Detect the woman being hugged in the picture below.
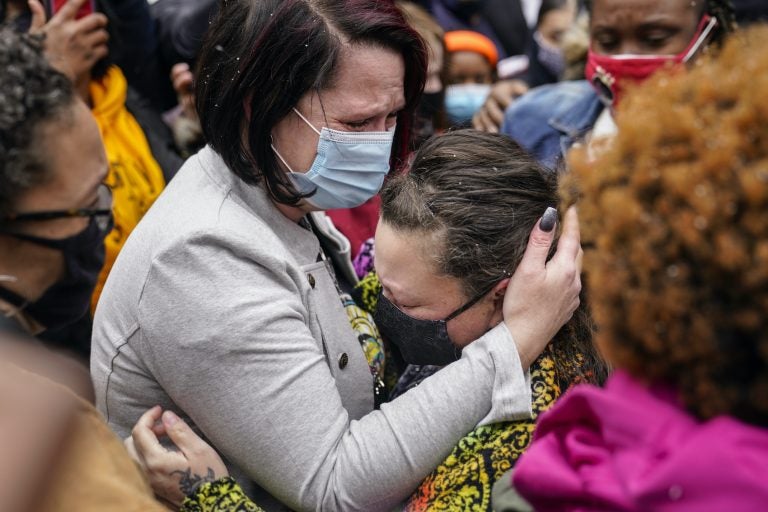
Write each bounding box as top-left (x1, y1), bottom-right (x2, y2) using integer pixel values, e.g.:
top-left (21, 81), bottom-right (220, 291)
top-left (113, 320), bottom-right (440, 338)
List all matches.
top-left (374, 130), bottom-right (608, 510)
top-left (91, 1), bottom-right (582, 510)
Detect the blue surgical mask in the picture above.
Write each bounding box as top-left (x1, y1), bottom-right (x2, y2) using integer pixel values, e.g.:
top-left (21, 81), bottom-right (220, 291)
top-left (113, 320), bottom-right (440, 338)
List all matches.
top-left (272, 108), bottom-right (395, 210)
top-left (444, 83), bottom-right (491, 125)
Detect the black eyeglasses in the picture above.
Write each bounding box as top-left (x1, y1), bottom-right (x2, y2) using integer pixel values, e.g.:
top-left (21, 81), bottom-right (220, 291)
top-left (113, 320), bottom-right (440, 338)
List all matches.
top-left (2, 184), bottom-right (113, 231)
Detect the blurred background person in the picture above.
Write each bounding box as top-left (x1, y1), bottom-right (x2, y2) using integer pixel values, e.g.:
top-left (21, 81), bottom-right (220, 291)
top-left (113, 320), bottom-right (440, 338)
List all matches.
top-left (0, 25), bottom-right (270, 512)
top-left (524, 0), bottom-right (578, 87)
top-left (443, 29), bottom-right (497, 125)
top-left (0, 27), bottom-right (184, 511)
top-left (1, 0), bottom-right (178, 358)
top-left (470, 0), bottom-right (583, 132)
top-left (500, 0), bottom-right (735, 169)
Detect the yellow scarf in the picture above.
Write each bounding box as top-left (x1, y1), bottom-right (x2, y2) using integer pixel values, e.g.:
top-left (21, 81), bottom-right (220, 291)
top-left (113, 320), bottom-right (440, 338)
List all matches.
top-left (89, 66), bottom-right (165, 310)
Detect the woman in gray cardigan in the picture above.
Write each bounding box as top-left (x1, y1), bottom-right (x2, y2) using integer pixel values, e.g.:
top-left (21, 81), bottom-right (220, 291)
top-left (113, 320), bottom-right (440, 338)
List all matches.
top-left (91, 1), bottom-right (583, 510)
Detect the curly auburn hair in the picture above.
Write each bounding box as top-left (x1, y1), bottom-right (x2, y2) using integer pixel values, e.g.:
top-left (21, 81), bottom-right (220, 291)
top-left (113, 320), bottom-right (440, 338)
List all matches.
top-left (566, 26), bottom-right (768, 426)
top-left (0, 28), bottom-right (74, 218)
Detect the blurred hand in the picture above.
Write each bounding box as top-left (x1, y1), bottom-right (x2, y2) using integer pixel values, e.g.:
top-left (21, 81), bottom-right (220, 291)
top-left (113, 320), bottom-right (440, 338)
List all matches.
top-left (28, 0), bottom-right (108, 84)
top-left (472, 79), bottom-right (529, 133)
top-left (503, 206), bottom-right (583, 368)
top-left (125, 406), bottom-right (229, 507)
top-left (171, 62), bottom-right (196, 119)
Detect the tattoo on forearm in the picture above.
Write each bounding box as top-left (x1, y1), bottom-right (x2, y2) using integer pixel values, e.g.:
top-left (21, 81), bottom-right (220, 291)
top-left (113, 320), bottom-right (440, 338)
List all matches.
top-left (171, 467), bottom-right (217, 496)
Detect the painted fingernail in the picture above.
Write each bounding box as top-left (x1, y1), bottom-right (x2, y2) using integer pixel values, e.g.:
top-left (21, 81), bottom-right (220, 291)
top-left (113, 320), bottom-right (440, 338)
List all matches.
top-left (540, 207), bottom-right (558, 232)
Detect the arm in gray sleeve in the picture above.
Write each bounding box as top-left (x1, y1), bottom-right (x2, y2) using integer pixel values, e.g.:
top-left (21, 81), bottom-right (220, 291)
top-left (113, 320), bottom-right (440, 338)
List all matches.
top-left (137, 231), bottom-right (531, 512)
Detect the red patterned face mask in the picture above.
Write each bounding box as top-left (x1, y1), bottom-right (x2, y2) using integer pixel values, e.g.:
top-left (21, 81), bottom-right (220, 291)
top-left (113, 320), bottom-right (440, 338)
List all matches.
top-left (585, 15), bottom-right (718, 107)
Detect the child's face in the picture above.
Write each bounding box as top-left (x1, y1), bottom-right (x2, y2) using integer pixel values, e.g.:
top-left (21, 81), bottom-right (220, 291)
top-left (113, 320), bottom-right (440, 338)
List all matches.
top-left (447, 51), bottom-right (493, 85)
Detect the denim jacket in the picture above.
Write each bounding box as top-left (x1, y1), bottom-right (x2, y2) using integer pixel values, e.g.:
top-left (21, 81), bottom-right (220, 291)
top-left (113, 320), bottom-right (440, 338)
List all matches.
top-left (501, 80), bottom-right (604, 170)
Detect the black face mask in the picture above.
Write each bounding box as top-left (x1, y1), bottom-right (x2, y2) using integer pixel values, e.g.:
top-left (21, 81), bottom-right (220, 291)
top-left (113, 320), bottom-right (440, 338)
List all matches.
top-left (373, 283), bottom-right (494, 366)
top-left (0, 215), bottom-right (112, 331)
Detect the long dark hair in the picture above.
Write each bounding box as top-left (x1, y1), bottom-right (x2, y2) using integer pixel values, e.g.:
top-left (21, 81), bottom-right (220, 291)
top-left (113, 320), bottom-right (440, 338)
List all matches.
top-left (381, 130), bottom-right (609, 385)
top-left (195, 0), bottom-right (427, 205)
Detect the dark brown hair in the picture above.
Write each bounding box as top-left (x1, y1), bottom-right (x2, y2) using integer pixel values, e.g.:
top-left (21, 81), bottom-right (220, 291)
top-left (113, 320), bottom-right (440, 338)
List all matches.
top-left (382, 129), bottom-right (608, 385)
top-left (567, 26), bottom-right (768, 426)
top-left (195, 0), bottom-right (427, 205)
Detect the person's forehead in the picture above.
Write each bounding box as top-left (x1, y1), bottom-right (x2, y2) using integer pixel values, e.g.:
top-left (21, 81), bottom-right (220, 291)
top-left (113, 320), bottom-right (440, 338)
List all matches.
top-left (449, 51), bottom-right (491, 70)
top-left (376, 225), bottom-right (438, 294)
top-left (318, 44), bottom-right (406, 112)
top-left (542, 6), bottom-right (575, 29)
top-left (592, 0), bottom-right (693, 21)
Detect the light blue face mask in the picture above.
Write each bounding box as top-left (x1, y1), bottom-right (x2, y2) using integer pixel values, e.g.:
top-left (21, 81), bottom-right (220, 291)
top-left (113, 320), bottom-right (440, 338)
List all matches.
top-left (444, 83), bottom-right (491, 125)
top-left (271, 108), bottom-right (395, 210)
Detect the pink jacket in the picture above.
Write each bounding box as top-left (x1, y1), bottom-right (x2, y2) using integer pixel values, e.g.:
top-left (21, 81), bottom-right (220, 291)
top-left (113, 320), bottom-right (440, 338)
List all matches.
top-left (513, 371), bottom-right (768, 511)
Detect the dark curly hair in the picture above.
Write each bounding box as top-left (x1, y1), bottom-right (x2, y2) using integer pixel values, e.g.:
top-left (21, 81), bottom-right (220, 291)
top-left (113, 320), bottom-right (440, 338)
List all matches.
top-left (566, 26), bottom-right (768, 426)
top-left (0, 28), bottom-right (75, 217)
top-left (382, 130), bottom-right (609, 387)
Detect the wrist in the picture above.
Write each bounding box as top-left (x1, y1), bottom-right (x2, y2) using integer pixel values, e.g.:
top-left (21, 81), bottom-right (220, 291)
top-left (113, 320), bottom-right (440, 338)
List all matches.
top-left (503, 321), bottom-right (542, 369)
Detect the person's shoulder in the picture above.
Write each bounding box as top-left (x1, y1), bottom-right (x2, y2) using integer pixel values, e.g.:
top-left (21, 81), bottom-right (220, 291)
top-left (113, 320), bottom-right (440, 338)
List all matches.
top-left (504, 80), bottom-right (596, 127)
top-left (501, 81), bottom-right (600, 168)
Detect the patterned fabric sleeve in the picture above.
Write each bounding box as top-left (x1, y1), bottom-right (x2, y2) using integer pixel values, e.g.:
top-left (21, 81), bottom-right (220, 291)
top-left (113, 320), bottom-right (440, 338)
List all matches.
top-left (180, 477), bottom-right (265, 512)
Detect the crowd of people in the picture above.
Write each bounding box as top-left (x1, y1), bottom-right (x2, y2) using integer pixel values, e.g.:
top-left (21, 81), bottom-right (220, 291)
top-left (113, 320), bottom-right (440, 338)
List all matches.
top-left (1, 0), bottom-right (767, 511)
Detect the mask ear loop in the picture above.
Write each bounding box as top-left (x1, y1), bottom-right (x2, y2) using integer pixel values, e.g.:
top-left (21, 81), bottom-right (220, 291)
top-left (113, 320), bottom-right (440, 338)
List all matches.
top-left (0, 276), bottom-right (17, 282)
top-left (270, 139), bottom-right (297, 173)
top-left (270, 105), bottom-right (325, 173)
top-left (444, 270), bottom-right (512, 322)
top-left (683, 15), bottom-right (719, 62)
top-left (292, 107), bottom-right (322, 136)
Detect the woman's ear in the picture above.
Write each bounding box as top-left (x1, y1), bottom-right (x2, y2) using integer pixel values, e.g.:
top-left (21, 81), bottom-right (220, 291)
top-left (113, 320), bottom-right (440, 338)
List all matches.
top-left (489, 277), bottom-right (510, 325)
top-left (492, 277), bottom-right (510, 299)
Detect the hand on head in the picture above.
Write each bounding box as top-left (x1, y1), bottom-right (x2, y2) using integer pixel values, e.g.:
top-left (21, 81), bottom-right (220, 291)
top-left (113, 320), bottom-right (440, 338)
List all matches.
top-left (125, 406), bottom-right (228, 508)
top-left (28, 0), bottom-right (108, 87)
top-left (502, 206), bottom-right (582, 368)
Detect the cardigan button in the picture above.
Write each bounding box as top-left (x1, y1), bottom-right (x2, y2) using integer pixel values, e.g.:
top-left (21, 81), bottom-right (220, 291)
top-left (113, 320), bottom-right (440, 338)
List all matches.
top-left (307, 273), bottom-right (316, 289)
top-left (338, 352), bottom-right (349, 369)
